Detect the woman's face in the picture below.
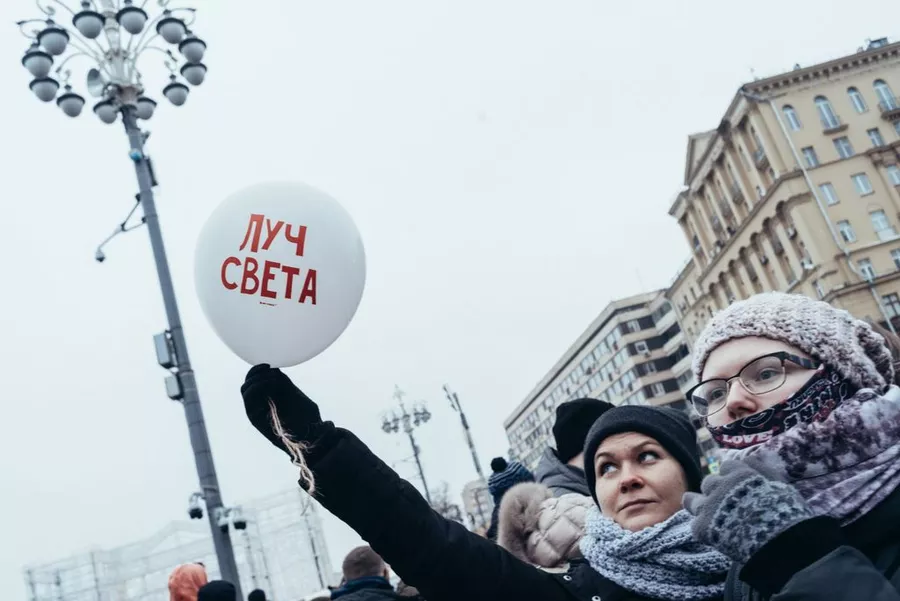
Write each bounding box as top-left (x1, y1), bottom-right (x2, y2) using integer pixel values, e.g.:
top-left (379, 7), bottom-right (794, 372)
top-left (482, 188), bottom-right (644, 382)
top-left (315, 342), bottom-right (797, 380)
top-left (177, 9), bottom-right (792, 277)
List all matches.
top-left (702, 336), bottom-right (819, 427)
top-left (592, 432), bottom-right (687, 532)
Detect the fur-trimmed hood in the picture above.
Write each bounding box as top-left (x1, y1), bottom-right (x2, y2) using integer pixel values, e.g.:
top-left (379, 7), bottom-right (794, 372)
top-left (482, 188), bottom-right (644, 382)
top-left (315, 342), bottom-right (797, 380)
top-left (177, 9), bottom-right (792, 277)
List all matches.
top-left (496, 481), bottom-right (593, 569)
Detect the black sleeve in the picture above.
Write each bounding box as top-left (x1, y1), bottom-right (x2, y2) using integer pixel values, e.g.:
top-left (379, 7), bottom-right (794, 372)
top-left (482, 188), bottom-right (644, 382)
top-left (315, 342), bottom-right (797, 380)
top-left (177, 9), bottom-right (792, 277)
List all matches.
top-left (303, 423), bottom-right (570, 601)
top-left (739, 517), bottom-right (900, 600)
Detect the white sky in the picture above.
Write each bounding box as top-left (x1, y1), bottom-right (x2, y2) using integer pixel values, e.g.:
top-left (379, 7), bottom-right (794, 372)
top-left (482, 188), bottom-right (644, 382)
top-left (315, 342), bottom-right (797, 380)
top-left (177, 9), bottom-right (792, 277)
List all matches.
top-left (0, 1), bottom-right (895, 598)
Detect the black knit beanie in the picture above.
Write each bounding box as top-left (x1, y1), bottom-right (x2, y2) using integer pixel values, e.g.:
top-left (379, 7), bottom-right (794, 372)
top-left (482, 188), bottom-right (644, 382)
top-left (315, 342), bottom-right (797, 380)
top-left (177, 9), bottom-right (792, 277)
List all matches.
top-left (553, 398), bottom-right (615, 463)
top-left (198, 581), bottom-right (236, 601)
top-left (582, 405), bottom-right (702, 506)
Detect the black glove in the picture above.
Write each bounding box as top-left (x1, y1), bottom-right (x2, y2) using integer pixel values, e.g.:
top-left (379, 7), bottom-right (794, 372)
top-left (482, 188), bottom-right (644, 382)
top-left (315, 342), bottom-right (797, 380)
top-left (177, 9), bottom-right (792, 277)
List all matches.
top-left (241, 364), bottom-right (323, 456)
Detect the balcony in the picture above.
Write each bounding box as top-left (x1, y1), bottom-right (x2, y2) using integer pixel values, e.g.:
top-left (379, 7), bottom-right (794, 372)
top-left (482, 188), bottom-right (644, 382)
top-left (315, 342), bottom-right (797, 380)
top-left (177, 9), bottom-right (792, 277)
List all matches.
top-left (730, 184), bottom-right (744, 203)
top-left (753, 148), bottom-right (769, 169)
top-left (880, 99), bottom-right (900, 121)
top-left (821, 116), bottom-right (848, 134)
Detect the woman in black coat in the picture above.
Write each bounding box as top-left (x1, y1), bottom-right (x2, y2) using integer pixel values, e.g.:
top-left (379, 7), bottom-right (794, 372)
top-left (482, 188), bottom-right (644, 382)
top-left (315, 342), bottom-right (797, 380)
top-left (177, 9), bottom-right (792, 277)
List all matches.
top-left (683, 292), bottom-right (900, 600)
top-left (241, 366), bottom-right (729, 601)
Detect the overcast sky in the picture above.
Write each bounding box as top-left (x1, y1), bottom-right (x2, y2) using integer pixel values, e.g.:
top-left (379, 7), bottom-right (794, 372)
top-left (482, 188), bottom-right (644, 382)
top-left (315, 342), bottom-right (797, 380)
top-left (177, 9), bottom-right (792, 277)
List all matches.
top-left (1, 1), bottom-right (896, 598)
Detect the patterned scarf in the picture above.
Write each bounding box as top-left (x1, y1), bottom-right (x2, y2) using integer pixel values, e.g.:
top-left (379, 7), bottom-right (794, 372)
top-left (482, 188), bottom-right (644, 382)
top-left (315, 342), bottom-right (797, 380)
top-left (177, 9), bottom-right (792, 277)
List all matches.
top-left (579, 507), bottom-right (730, 601)
top-left (714, 369), bottom-right (900, 525)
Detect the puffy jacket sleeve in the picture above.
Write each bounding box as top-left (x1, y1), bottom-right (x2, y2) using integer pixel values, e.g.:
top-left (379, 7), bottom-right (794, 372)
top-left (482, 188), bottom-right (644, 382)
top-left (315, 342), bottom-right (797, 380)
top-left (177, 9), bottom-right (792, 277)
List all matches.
top-left (302, 423), bottom-right (572, 601)
top-left (736, 516), bottom-right (900, 600)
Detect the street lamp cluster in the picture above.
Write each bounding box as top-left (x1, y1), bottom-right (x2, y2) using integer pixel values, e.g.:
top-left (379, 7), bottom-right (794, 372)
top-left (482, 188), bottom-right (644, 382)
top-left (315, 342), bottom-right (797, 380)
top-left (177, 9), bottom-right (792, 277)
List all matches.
top-left (18, 0), bottom-right (207, 123)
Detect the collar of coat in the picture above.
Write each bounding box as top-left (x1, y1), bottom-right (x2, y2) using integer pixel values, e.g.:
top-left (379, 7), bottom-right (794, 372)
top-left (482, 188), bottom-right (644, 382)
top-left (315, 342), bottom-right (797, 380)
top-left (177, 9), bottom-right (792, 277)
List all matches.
top-left (330, 577), bottom-right (393, 599)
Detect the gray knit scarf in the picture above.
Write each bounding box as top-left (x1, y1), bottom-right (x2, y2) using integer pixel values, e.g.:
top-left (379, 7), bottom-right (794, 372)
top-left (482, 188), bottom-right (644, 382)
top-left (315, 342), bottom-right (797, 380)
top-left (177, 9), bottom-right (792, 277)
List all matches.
top-left (722, 382), bottom-right (900, 525)
top-left (579, 507), bottom-right (730, 601)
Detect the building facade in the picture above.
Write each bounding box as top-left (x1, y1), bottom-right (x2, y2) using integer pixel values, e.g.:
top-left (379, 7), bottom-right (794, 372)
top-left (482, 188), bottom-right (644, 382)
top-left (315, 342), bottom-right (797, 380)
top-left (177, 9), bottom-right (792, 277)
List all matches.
top-left (667, 37), bottom-right (900, 385)
top-left (23, 489), bottom-right (333, 601)
top-left (503, 290), bottom-right (698, 470)
top-left (460, 478), bottom-right (493, 534)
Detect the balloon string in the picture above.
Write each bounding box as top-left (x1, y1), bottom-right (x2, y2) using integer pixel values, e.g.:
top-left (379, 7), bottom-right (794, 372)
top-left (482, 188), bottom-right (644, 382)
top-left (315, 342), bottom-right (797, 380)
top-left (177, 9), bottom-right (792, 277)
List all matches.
top-left (268, 399), bottom-right (316, 494)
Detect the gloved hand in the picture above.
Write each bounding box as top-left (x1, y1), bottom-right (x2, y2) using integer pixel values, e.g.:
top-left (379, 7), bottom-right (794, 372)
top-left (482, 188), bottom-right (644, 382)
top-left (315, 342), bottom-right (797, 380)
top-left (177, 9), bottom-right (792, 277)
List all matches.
top-left (241, 364), bottom-right (323, 456)
top-left (683, 458), bottom-right (815, 564)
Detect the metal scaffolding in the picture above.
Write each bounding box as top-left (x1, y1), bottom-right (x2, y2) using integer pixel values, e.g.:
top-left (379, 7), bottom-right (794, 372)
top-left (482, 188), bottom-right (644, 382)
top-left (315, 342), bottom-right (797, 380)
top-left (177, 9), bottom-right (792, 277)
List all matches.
top-left (23, 488), bottom-right (334, 601)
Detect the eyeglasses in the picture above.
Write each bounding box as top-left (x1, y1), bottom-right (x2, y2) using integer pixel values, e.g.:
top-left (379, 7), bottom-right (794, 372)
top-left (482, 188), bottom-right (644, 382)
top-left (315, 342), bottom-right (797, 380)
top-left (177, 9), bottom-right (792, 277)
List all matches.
top-left (686, 351), bottom-right (820, 418)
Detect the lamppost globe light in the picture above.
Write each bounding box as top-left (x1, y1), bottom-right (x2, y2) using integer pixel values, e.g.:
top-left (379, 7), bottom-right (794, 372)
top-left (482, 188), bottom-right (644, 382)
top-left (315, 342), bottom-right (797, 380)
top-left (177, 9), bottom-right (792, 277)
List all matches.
top-left (116, 1), bottom-right (149, 35)
top-left (93, 99), bottom-right (118, 124)
top-left (163, 76), bottom-right (189, 105)
top-left (157, 12), bottom-right (187, 44)
top-left (180, 62), bottom-right (206, 86)
top-left (30, 76), bottom-right (59, 102)
top-left (136, 96), bottom-right (157, 120)
top-left (72, 9), bottom-right (104, 39)
top-left (37, 23), bottom-right (69, 55)
top-left (179, 34), bottom-right (206, 62)
top-left (22, 45), bottom-right (53, 78)
top-left (57, 85), bottom-right (85, 117)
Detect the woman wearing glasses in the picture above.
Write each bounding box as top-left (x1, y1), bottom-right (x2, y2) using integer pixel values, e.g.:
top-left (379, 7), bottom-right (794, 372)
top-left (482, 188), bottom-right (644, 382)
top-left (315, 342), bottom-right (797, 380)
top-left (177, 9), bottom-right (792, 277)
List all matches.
top-left (682, 291), bottom-right (900, 600)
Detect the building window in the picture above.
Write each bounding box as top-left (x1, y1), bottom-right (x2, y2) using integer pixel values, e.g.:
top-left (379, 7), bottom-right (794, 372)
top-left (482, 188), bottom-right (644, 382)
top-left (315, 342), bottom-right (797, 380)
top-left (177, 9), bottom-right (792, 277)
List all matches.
top-left (869, 128), bottom-right (886, 147)
top-left (884, 293), bottom-right (900, 318)
top-left (650, 382), bottom-right (666, 397)
top-left (895, 121), bottom-right (900, 138)
top-left (645, 361), bottom-right (657, 374)
top-left (756, 185), bottom-right (764, 199)
top-left (892, 249), bottom-right (900, 269)
top-left (815, 96), bottom-right (840, 129)
top-left (838, 220), bottom-right (857, 243)
top-left (875, 79), bottom-right (898, 110)
top-left (871, 209), bottom-right (891, 232)
top-left (802, 146), bottom-right (819, 167)
top-left (834, 136), bottom-right (855, 159)
top-left (889, 165), bottom-right (900, 186)
top-left (859, 258), bottom-right (877, 281)
top-left (626, 319), bottom-right (640, 333)
top-left (853, 173), bottom-right (874, 195)
top-left (634, 340), bottom-right (649, 353)
top-left (783, 105), bottom-right (802, 130)
top-left (820, 182), bottom-right (840, 205)
top-left (848, 87), bottom-right (868, 113)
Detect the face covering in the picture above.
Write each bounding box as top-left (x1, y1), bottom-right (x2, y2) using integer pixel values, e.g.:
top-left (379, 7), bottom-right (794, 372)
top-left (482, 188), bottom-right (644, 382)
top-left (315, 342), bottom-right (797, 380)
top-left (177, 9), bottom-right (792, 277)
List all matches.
top-left (707, 366), bottom-right (858, 450)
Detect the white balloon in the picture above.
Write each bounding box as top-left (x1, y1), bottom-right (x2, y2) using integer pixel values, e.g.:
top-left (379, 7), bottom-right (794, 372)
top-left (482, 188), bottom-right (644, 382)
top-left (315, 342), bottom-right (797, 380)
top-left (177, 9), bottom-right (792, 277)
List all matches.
top-left (195, 181), bottom-right (366, 367)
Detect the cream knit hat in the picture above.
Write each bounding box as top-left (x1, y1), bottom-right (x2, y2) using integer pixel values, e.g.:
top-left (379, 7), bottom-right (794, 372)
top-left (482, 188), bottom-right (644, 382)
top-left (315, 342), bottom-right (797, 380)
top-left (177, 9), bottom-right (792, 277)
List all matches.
top-left (692, 292), bottom-right (894, 392)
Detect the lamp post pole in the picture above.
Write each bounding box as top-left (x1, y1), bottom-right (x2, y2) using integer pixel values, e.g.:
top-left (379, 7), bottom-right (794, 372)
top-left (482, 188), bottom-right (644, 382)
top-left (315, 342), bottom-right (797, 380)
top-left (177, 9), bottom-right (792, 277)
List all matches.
top-left (16, 1), bottom-right (240, 594)
top-left (382, 386), bottom-right (433, 504)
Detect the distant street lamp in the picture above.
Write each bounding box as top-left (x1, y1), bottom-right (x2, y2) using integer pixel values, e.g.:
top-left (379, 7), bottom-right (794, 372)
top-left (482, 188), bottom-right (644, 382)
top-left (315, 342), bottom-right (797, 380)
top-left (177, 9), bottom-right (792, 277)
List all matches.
top-left (14, 1), bottom-right (239, 594)
top-left (382, 386), bottom-right (433, 504)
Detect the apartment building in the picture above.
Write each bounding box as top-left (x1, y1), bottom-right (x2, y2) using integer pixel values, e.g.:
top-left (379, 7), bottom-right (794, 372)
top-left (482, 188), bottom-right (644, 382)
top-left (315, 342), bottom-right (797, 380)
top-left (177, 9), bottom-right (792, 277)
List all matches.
top-left (666, 37), bottom-right (900, 399)
top-left (503, 290), bottom-right (694, 470)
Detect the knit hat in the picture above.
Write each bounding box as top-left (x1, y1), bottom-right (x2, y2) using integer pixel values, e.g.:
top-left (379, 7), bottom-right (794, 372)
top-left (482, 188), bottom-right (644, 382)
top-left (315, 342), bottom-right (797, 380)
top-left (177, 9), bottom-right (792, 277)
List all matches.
top-left (487, 457), bottom-right (534, 503)
top-left (582, 406), bottom-right (702, 506)
top-left (692, 292), bottom-right (894, 392)
top-left (553, 398), bottom-right (615, 463)
top-left (197, 581), bottom-right (236, 601)
top-left (248, 590), bottom-right (266, 601)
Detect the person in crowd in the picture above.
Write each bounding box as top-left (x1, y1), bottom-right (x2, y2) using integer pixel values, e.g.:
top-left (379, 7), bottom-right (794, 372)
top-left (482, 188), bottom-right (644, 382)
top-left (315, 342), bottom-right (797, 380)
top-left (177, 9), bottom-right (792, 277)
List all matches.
top-left (869, 319), bottom-right (900, 385)
top-left (329, 545), bottom-right (403, 601)
top-left (395, 581), bottom-right (424, 599)
top-left (168, 563), bottom-right (209, 601)
top-left (197, 581), bottom-right (236, 601)
top-left (485, 456), bottom-right (534, 541)
top-left (495, 398), bottom-right (612, 569)
top-left (247, 590), bottom-right (266, 601)
top-left (683, 291), bottom-right (900, 600)
top-left (241, 367), bottom-right (730, 601)
top-left (535, 398), bottom-right (614, 497)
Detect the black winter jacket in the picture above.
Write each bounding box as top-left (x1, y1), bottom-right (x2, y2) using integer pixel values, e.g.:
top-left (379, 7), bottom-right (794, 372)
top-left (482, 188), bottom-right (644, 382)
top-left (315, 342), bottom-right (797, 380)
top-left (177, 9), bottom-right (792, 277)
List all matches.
top-left (301, 422), bottom-right (722, 601)
top-left (331, 578), bottom-right (406, 601)
top-left (725, 485), bottom-right (900, 600)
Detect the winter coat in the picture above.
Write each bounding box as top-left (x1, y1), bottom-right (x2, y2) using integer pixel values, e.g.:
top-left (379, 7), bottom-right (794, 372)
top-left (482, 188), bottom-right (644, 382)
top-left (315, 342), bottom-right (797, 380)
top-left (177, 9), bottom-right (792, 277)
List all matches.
top-left (534, 448), bottom-right (591, 497)
top-left (726, 485), bottom-right (900, 600)
top-left (168, 564), bottom-right (208, 601)
top-left (331, 577), bottom-right (405, 601)
top-left (299, 422), bottom-right (719, 601)
top-left (497, 482), bottom-right (592, 570)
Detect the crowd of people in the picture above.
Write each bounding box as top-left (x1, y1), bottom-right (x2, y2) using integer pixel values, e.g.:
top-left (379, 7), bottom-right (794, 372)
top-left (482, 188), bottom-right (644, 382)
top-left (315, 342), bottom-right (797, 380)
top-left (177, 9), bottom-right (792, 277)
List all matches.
top-left (168, 290), bottom-right (900, 600)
